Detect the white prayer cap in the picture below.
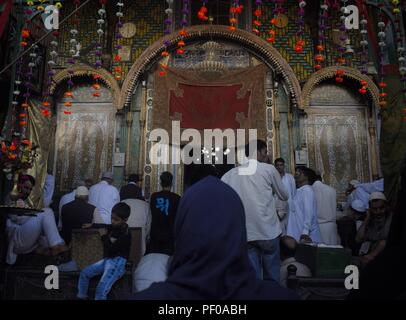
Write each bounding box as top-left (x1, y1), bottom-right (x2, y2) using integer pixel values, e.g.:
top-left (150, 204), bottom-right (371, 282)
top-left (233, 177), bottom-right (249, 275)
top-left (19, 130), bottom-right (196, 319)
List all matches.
top-left (75, 186), bottom-right (89, 197)
top-left (351, 200), bottom-right (366, 213)
top-left (350, 180), bottom-right (360, 187)
top-left (369, 192), bottom-right (387, 202)
top-left (102, 171), bottom-right (114, 179)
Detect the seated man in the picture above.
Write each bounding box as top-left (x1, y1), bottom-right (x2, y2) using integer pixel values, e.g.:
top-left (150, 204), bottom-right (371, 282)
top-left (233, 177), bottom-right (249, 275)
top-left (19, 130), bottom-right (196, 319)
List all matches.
top-left (121, 197), bottom-right (151, 256)
top-left (120, 174), bottom-right (144, 201)
top-left (6, 174), bottom-right (68, 265)
top-left (356, 192), bottom-right (392, 267)
top-left (280, 236), bottom-right (312, 288)
top-left (133, 253), bottom-right (170, 292)
top-left (58, 180), bottom-right (86, 229)
top-left (60, 186), bottom-right (97, 245)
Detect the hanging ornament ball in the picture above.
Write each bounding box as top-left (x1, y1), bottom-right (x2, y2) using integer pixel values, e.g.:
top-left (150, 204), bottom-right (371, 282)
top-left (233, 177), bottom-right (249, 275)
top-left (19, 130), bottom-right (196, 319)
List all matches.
top-left (56, 2), bottom-right (62, 9)
top-left (335, 77), bottom-right (344, 83)
top-left (315, 64), bottom-right (322, 70)
top-left (295, 46), bottom-right (303, 53)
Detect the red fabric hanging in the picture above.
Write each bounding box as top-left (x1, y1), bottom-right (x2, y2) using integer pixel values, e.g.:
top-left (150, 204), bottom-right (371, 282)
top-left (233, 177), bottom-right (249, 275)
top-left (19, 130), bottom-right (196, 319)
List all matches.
top-left (0, 0), bottom-right (13, 38)
top-left (169, 83), bottom-right (250, 129)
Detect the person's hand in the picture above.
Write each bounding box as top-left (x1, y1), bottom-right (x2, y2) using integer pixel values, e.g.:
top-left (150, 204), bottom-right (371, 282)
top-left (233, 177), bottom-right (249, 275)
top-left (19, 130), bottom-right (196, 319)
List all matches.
top-left (98, 228), bottom-right (107, 236)
top-left (82, 223), bottom-right (92, 229)
top-left (300, 234), bottom-right (312, 243)
top-left (360, 254), bottom-right (375, 266)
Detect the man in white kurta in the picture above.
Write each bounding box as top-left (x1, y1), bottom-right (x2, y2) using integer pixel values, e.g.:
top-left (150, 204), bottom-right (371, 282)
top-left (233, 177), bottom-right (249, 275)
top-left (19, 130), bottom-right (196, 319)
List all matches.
top-left (312, 176), bottom-right (340, 245)
top-left (122, 198), bottom-right (151, 256)
top-left (221, 140), bottom-right (288, 282)
top-left (43, 172), bottom-right (55, 208)
top-left (274, 158), bottom-right (296, 235)
top-left (88, 172), bottom-right (120, 224)
top-left (287, 167), bottom-right (321, 243)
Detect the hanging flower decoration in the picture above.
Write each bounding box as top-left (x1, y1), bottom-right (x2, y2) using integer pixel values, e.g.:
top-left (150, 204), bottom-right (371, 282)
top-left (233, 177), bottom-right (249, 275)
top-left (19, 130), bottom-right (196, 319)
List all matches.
top-left (315, 0), bottom-right (328, 71)
top-left (335, 68), bottom-right (345, 83)
top-left (268, 0), bottom-right (285, 45)
top-left (359, 1), bottom-right (369, 75)
top-left (93, 0), bottom-right (107, 99)
top-left (295, 0), bottom-right (306, 53)
top-left (335, 0), bottom-right (349, 82)
top-left (113, 1), bottom-right (124, 82)
top-left (198, 1), bottom-right (208, 22)
top-left (160, 0), bottom-right (173, 77)
top-left (252, 0), bottom-right (262, 36)
top-left (377, 4), bottom-right (388, 109)
top-left (229, 0), bottom-right (243, 32)
top-left (391, 0), bottom-right (406, 121)
top-left (177, 0), bottom-right (189, 56)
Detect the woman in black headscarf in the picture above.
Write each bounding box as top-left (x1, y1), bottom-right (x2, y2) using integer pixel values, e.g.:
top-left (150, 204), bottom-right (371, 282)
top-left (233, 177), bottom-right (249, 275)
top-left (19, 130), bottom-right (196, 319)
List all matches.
top-left (131, 176), bottom-right (297, 300)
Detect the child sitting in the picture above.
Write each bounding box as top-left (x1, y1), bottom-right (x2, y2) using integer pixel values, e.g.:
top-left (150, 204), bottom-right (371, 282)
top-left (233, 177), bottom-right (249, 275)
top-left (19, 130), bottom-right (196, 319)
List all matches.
top-left (77, 203), bottom-right (131, 300)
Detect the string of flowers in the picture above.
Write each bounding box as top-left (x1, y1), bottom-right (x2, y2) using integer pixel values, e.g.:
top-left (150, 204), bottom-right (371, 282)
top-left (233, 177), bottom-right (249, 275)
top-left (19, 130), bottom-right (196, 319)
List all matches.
top-left (177, 0), bottom-right (189, 56)
top-left (359, 0), bottom-right (369, 75)
top-left (391, 0), bottom-right (406, 122)
top-left (229, 0), bottom-right (243, 32)
top-left (197, 0), bottom-right (208, 22)
top-left (93, 0), bottom-right (107, 99)
top-left (335, 0), bottom-right (349, 83)
top-left (113, 1), bottom-right (124, 82)
top-left (377, 4), bottom-right (388, 109)
top-left (315, 0), bottom-right (329, 71)
top-left (160, 0), bottom-right (173, 77)
top-left (295, 0), bottom-right (306, 53)
top-left (268, 0), bottom-right (285, 45)
top-left (19, 0), bottom-right (37, 132)
top-left (252, 0), bottom-right (262, 36)
top-left (36, 0), bottom-right (47, 12)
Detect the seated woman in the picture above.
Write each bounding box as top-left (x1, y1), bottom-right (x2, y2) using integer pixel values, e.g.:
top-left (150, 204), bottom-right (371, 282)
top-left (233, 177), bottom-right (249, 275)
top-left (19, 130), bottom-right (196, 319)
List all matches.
top-left (129, 176), bottom-right (297, 300)
top-left (6, 174), bottom-right (68, 265)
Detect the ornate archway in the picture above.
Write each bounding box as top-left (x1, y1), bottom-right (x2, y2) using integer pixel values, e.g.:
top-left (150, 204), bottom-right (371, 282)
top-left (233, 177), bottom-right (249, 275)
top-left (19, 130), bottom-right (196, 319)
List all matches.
top-left (119, 25), bottom-right (302, 109)
top-left (302, 66), bottom-right (380, 110)
top-left (51, 64), bottom-right (121, 109)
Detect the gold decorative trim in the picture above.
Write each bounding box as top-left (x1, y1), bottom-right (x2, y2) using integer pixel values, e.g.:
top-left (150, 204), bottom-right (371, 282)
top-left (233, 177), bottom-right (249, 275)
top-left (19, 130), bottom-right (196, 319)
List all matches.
top-left (50, 64), bottom-right (121, 109)
top-left (119, 25), bottom-right (302, 109)
top-left (301, 66), bottom-right (380, 110)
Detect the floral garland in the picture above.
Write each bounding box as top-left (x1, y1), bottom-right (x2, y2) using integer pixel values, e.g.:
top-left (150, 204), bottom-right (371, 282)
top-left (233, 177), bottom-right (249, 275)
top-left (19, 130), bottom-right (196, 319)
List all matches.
top-left (335, 0), bottom-right (349, 83)
top-left (198, 0), bottom-right (208, 22)
top-left (160, 0), bottom-right (173, 77)
top-left (252, 0), bottom-right (262, 36)
top-left (295, 0), bottom-right (306, 53)
top-left (391, 0), bottom-right (406, 122)
top-left (229, 0), bottom-right (243, 32)
top-left (177, 0), bottom-right (189, 55)
top-left (268, 0), bottom-right (285, 45)
top-left (315, 0), bottom-right (328, 71)
top-left (113, 1), bottom-right (124, 82)
top-left (93, 0), bottom-right (107, 99)
top-left (359, 0), bottom-right (369, 75)
top-left (377, 4), bottom-right (388, 109)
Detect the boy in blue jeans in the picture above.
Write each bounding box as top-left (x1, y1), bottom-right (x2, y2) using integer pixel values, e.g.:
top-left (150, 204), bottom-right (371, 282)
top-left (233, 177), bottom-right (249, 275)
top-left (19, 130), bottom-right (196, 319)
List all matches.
top-left (77, 203), bottom-right (131, 300)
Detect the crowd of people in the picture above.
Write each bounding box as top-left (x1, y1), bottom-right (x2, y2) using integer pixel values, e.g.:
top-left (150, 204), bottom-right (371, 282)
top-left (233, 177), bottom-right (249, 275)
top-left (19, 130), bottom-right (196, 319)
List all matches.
top-left (3, 139), bottom-right (392, 300)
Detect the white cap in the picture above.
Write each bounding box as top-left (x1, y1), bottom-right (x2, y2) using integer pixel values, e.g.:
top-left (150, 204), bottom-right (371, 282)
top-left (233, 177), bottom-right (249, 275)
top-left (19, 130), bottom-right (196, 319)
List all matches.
top-left (102, 171), bottom-right (114, 179)
top-left (369, 192), bottom-right (387, 202)
top-left (351, 199), bottom-right (367, 213)
top-left (350, 180), bottom-right (360, 187)
top-left (75, 186), bottom-right (89, 197)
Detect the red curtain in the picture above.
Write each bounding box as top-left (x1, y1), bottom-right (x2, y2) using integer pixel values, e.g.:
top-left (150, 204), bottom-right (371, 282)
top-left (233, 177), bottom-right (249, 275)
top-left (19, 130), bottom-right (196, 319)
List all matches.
top-left (169, 83), bottom-right (250, 129)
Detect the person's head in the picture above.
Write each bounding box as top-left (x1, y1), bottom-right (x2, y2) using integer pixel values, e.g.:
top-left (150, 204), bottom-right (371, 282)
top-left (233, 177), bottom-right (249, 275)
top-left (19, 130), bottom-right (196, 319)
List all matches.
top-left (314, 170), bottom-right (322, 182)
top-left (274, 158), bottom-right (285, 175)
top-left (101, 172), bottom-right (114, 184)
top-left (85, 178), bottom-right (94, 189)
top-left (351, 199), bottom-right (367, 220)
top-left (111, 202), bottom-right (131, 227)
top-left (18, 174), bottom-right (35, 200)
top-left (75, 186), bottom-right (89, 202)
top-left (294, 166), bottom-right (316, 187)
top-left (346, 179), bottom-right (359, 194)
top-left (128, 174), bottom-right (140, 184)
top-left (160, 171), bottom-right (173, 190)
top-left (245, 139), bottom-right (268, 163)
top-left (369, 192), bottom-right (387, 219)
top-left (280, 236), bottom-right (297, 261)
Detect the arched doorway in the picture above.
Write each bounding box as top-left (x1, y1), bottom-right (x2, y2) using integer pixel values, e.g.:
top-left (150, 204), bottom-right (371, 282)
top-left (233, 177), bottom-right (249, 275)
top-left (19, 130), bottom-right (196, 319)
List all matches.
top-left (50, 65), bottom-right (120, 193)
top-left (120, 25), bottom-right (302, 198)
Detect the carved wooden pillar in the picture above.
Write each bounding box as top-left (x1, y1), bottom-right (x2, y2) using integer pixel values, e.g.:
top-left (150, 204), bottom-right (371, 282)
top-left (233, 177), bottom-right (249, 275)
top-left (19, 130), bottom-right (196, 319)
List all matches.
top-left (125, 110), bottom-right (133, 177)
top-left (273, 86), bottom-right (281, 158)
top-left (288, 109), bottom-right (296, 173)
top-left (368, 120), bottom-right (379, 179)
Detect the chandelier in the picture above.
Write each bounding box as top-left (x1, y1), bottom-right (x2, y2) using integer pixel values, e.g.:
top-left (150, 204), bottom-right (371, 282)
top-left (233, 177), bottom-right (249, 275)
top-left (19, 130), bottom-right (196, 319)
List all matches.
top-left (195, 41), bottom-right (227, 80)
